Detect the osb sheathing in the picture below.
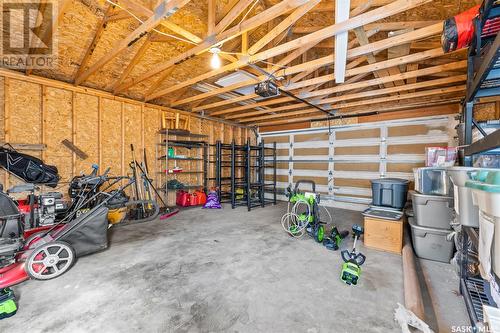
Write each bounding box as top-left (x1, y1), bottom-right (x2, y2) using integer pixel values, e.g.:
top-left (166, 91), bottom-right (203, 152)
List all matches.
top-left (43, 87), bottom-right (73, 186)
top-left (474, 102), bottom-right (499, 122)
top-left (4, 80), bottom-right (43, 188)
top-left (74, 92), bottom-right (99, 173)
top-left (0, 77), bottom-right (4, 142)
top-left (0, 74), bottom-right (247, 193)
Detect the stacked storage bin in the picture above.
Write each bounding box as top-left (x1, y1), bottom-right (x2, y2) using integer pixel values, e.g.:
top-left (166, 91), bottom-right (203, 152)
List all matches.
top-left (408, 167), bottom-right (455, 262)
top-left (466, 170), bottom-right (500, 280)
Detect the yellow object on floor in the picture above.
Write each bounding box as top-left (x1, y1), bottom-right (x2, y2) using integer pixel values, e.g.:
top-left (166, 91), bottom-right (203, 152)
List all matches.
top-left (108, 207), bottom-right (127, 224)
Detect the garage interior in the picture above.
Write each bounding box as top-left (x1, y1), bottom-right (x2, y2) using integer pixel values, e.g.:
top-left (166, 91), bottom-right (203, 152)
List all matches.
top-left (0, 0), bottom-right (499, 332)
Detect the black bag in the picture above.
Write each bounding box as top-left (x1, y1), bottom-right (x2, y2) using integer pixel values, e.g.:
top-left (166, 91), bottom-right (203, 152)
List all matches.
top-left (0, 145), bottom-right (60, 187)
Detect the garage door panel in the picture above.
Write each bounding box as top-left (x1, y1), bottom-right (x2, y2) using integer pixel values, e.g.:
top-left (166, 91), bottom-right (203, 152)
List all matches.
top-left (294, 148), bottom-right (329, 156)
top-left (386, 162), bottom-right (425, 173)
top-left (334, 179), bottom-right (372, 188)
top-left (336, 128), bottom-right (380, 140)
top-left (335, 146), bottom-right (380, 155)
top-left (294, 162), bottom-right (328, 170)
top-left (334, 163), bottom-right (379, 172)
top-left (293, 176), bottom-right (328, 186)
top-left (387, 143), bottom-right (448, 154)
top-left (388, 124), bottom-right (448, 137)
top-left (294, 133), bottom-right (329, 142)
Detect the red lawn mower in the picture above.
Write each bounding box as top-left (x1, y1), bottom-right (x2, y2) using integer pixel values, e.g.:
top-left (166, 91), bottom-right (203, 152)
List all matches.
top-left (0, 176), bottom-right (133, 288)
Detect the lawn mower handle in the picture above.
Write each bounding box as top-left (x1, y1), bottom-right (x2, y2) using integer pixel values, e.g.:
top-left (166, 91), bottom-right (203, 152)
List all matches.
top-left (294, 180), bottom-right (316, 193)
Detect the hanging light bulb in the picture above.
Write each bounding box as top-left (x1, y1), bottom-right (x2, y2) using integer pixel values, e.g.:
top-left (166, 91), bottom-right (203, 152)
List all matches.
top-left (209, 46), bottom-right (221, 69)
top-left (210, 52), bottom-right (221, 69)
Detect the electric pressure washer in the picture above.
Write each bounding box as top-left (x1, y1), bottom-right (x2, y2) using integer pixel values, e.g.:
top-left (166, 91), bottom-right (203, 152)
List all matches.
top-left (281, 180), bottom-right (327, 242)
top-left (340, 224), bottom-right (366, 286)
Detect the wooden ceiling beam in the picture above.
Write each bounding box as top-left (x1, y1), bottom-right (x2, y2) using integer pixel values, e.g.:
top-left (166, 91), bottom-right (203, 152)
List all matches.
top-left (218, 0), bottom-right (240, 22)
top-left (215, 0), bottom-right (257, 33)
top-left (319, 74), bottom-right (466, 105)
top-left (353, 27), bottom-right (395, 89)
top-left (247, 0), bottom-right (320, 55)
top-left (115, 0), bottom-right (308, 93)
top-left (26, 0), bottom-right (72, 75)
top-left (150, 0), bottom-right (435, 103)
top-left (288, 32), bottom-right (373, 85)
top-left (212, 57), bottom-right (368, 118)
top-left (168, 41), bottom-right (319, 106)
top-left (292, 21), bottom-right (440, 34)
top-left (111, 34), bottom-right (153, 93)
top-left (311, 0), bottom-right (394, 12)
top-left (73, 4), bottom-right (115, 82)
top-left (75, 0), bottom-right (193, 85)
top-left (117, 0), bottom-right (203, 43)
top-left (105, 9), bottom-right (132, 22)
top-left (299, 60), bottom-right (467, 99)
top-left (324, 85), bottom-right (466, 111)
top-left (226, 102), bottom-right (311, 119)
top-left (163, 2), bottom-right (320, 106)
top-left (181, 24), bottom-right (442, 108)
top-left (248, 97), bottom-right (462, 124)
top-left (208, 0), bottom-right (216, 35)
top-left (194, 37), bottom-right (444, 113)
top-left (249, 94), bottom-right (463, 125)
top-left (209, 97), bottom-right (295, 115)
top-left (230, 75), bottom-right (466, 121)
top-left (284, 47), bottom-right (445, 91)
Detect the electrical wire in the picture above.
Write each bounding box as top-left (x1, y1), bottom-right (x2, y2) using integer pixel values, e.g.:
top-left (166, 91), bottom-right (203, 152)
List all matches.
top-left (238, 0), bottom-right (260, 25)
top-left (280, 199), bottom-right (333, 238)
top-left (105, 0), bottom-right (198, 45)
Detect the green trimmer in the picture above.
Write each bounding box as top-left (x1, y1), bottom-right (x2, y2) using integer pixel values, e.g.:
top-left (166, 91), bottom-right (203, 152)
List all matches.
top-left (340, 224), bottom-right (366, 286)
top-left (0, 288), bottom-right (17, 320)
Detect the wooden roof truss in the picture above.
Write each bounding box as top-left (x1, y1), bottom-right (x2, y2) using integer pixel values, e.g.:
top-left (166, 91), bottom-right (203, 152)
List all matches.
top-left (68, 0), bottom-right (470, 127)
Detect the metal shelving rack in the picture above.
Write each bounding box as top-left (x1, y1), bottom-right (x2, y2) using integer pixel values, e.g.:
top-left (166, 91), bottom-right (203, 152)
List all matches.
top-left (460, 1), bottom-right (500, 329)
top-left (156, 129), bottom-right (208, 205)
top-left (209, 139), bottom-right (277, 211)
top-left (263, 141), bottom-right (277, 206)
top-left (462, 0), bottom-right (500, 165)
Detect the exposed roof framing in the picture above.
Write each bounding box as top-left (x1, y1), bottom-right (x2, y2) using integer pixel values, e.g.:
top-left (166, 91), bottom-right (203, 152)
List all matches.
top-left (5, 0), bottom-right (480, 128)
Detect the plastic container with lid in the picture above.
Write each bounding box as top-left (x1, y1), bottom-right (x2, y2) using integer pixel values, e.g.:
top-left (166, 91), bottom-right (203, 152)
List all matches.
top-left (466, 170), bottom-right (500, 277)
top-left (410, 190), bottom-right (454, 230)
top-left (414, 167), bottom-right (453, 196)
top-left (466, 170), bottom-right (500, 217)
top-left (447, 167), bottom-right (498, 227)
top-left (408, 217), bottom-right (455, 263)
top-left (370, 178), bottom-right (409, 210)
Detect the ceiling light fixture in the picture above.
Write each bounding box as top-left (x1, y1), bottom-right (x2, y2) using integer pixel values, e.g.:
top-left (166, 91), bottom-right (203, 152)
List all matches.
top-left (209, 46), bottom-right (222, 69)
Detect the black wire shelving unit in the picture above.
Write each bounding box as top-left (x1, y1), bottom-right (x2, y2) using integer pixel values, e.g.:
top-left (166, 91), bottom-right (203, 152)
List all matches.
top-left (156, 129), bottom-right (208, 206)
top-left (209, 139), bottom-right (277, 211)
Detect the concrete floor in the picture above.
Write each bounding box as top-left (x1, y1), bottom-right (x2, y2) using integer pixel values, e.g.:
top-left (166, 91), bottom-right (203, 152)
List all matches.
top-left (0, 203), bottom-right (466, 332)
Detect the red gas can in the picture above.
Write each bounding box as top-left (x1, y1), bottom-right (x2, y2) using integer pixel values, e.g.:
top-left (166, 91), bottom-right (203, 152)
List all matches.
top-left (190, 190), bottom-right (207, 206)
top-left (176, 190), bottom-right (191, 207)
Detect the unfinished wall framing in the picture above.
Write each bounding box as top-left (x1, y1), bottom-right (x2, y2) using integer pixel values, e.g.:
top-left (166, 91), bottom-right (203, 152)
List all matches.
top-left (261, 114), bottom-right (458, 211)
top-left (0, 69), bottom-right (250, 193)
